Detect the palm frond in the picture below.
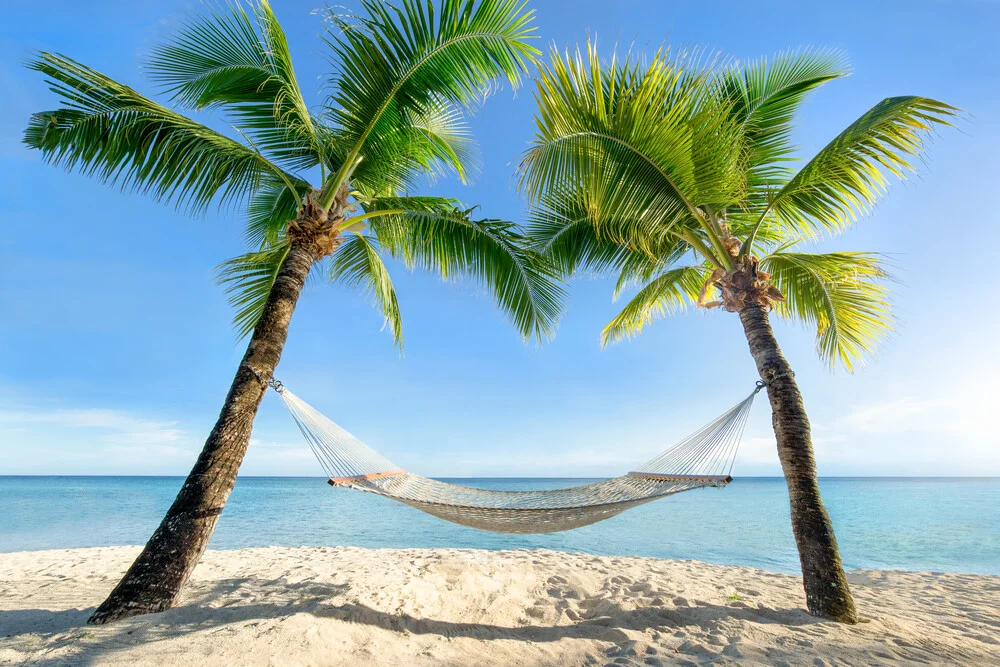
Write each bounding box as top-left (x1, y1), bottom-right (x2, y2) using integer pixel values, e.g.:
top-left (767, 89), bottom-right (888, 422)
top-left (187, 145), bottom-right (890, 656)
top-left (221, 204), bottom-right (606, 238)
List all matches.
top-left (23, 52), bottom-right (293, 214)
top-left (518, 41), bottom-right (746, 260)
top-left (612, 242), bottom-right (694, 299)
top-left (528, 200), bottom-right (651, 277)
top-left (527, 192), bottom-right (691, 289)
top-left (762, 251), bottom-right (894, 371)
top-left (720, 48), bottom-right (848, 200)
top-left (216, 241), bottom-right (291, 338)
top-left (323, 0), bottom-right (536, 193)
top-left (765, 96), bottom-right (957, 238)
top-left (601, 266), bottom-right (708, 346)
top-left (244, 175), bottom-right (310, 247)
top-left (146, 0), bottom-right (322, 170)
top-left (328, 233), bottom-right (403, 349)
top-left (347, 97), bottom-right (482, 195)
top-left (366, 197), bottom-right (565, 341)
top-left (354, 194), bottom-right (463, 213)
top-left (518, 42), bottom-right (954, 371)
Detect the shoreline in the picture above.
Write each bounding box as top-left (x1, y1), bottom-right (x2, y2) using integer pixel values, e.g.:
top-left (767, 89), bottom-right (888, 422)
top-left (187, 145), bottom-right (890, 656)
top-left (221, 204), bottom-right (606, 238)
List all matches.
top-left (1, 544), bottom-right (998, 578)
top-left (2, 546), bottom-right (998, 665)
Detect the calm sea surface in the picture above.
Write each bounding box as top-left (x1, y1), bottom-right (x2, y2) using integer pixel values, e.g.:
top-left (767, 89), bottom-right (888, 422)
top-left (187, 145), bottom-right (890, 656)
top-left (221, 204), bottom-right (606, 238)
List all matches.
top-left (1, 476), bottom-right (997, 575)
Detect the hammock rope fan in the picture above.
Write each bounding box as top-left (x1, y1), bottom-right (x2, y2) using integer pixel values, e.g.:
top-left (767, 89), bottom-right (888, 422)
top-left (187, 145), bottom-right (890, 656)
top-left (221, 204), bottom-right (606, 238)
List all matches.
top-left (268, 378), bottom-right (763, 534)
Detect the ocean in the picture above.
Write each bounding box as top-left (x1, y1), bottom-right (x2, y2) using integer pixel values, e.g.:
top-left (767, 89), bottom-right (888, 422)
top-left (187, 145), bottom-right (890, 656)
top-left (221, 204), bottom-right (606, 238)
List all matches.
top-left (1, 476), bottom-right (997, 575)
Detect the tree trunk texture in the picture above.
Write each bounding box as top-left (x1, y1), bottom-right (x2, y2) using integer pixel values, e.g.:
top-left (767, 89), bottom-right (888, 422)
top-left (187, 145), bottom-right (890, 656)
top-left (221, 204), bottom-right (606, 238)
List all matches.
top-left (88, 242), bottom-right (315, 625)
top-left (737, 303), bottom-right (859, 624)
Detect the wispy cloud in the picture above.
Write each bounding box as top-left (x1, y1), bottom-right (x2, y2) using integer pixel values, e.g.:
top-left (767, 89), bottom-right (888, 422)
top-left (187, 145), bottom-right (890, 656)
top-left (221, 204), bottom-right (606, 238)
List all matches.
top-left (843, 398), bottom-right (952, 434)
top-left (0, 407), bottom-right (184, 446)
top-left (0, 403), bottom-right (199, 474)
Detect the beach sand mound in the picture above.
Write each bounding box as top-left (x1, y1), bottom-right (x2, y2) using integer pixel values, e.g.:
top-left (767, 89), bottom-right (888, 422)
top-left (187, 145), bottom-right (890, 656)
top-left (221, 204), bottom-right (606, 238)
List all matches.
top-left (0, 547), bottom-right (997, 665)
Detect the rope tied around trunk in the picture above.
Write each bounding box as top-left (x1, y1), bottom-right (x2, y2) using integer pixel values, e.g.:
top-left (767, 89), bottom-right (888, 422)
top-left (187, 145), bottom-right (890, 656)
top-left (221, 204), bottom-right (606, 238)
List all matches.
top-left (759, 370), bottom-right (795, 386)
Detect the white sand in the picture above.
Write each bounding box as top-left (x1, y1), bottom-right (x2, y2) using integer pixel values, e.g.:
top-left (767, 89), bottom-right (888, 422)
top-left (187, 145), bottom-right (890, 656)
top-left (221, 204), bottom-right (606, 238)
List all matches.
top-left (0, 547), bottom-right (997, 665)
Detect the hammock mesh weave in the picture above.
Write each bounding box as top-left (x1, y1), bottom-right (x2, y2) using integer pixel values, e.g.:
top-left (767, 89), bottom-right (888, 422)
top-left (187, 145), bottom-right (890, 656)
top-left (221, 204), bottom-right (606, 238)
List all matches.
top-left (273, 381), bottom-right (759, 534)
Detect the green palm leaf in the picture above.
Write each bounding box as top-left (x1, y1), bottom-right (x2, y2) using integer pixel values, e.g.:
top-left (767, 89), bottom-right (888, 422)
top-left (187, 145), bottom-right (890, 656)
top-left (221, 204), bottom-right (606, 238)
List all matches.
top-left (763, 96), bottom-right (957, 239)
top-left (519, 42), bottom-right (746, 262)
top-left (244, 175), bottom-right (311, 248)
top-left (26, 1), bottom-right (561, 352)
top-left (347, 96), bottom-right (482, 196)
top-left (762, 251), bottom-right (893, 371)
top-left (23, 52), bottom-right (293, 214)
top-left (146, 0), bottom-right (323, 171)
top-left (601, 266), bottom-right (708, 346)
top-left (721, 49), bottom-right (848, 199)
top-left (216, 242), bottom-right (292, 338)
top-left (366, 198), bottom-right (565, 341)
top-left (329, 233), bottom-right (404, 348)
top-left (322, 0), bottom-right (537, 199)
top-left (528, 200), bottom-right (651, 277)
top-left (526, 193), bottom-right (692, 297)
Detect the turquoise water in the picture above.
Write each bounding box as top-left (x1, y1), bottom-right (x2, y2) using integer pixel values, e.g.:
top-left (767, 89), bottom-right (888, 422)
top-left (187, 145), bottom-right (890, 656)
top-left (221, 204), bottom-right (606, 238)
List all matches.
top-left (1, 476), bottom-right (997, 575)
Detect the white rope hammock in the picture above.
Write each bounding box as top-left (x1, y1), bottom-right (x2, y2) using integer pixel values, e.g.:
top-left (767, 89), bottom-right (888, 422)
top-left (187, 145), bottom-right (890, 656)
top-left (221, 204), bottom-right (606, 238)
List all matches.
top-left (269, 379), bottom-right (762, 534)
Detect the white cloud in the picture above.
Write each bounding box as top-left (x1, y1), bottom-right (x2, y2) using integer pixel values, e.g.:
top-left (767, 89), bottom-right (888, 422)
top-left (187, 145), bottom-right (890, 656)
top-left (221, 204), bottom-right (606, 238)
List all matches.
top-left (0, 404), bottom-right (198, 474)
top-left (842, 398), bottom-right (952, 434)
top-left (808, 390), bottom-right (1000, 475)
top-left (0, 407), bottom-right (184, 446)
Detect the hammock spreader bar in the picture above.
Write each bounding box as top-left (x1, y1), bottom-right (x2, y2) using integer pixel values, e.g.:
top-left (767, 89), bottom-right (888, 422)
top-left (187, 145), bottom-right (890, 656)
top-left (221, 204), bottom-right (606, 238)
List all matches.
top-left (270, 379), bottom-right (762, 534)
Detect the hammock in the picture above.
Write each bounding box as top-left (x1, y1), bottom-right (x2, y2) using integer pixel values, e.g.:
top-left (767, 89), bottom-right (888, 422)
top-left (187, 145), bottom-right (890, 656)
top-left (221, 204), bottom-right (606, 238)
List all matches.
top-left (269, 379), bottom-right (761, 534)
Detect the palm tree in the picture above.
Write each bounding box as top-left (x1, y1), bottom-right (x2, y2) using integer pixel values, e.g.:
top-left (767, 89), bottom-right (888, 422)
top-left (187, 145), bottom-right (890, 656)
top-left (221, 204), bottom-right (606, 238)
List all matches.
top-left (24, 0), bottom-right (562, 624)
top-left (518, 43), bottom-right (955, 623)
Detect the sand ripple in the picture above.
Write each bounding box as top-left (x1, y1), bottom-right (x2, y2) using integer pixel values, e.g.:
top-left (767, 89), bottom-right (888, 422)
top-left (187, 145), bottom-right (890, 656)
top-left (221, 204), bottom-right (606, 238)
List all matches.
top-left (1, 547), bottom-right (997, 665)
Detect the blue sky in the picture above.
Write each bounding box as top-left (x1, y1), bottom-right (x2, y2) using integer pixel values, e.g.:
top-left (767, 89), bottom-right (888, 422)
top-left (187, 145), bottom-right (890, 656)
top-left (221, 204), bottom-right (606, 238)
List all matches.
top-left (1, 0), bottom-right (998, 477)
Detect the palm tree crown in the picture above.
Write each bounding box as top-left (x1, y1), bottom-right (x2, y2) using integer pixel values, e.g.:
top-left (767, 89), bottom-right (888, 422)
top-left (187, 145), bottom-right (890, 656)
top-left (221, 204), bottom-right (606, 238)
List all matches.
top-left (519, 43), bottom-right (954, 370)
top-left (25, 0), bottom-right (563, 346)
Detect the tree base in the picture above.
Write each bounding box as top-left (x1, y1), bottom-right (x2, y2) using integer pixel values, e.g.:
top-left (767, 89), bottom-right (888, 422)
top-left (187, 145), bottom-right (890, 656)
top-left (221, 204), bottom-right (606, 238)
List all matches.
top-left (807, 591), bottom-right (859, 624)
top-left (88, 596), bottom-right (175, 625)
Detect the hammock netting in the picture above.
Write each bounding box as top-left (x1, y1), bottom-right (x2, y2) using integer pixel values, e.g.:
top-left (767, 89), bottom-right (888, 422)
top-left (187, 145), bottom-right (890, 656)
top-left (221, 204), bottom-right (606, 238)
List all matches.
top-left (271, 380), bottom-right (760, 534)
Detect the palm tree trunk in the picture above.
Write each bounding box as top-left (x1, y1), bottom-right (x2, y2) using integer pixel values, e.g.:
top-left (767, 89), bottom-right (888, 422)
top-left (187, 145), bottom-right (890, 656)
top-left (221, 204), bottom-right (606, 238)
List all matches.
top-left (88, 241), bottom-right (315, 625)
top-left (737, 303), bottom-right (858, 624)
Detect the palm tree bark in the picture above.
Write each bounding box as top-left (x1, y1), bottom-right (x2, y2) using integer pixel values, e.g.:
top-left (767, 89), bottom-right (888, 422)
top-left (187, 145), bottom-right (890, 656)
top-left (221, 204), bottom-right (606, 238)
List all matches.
top-left (88, 241), bottom-right (315, 625)
top-left (737, 303), bottom-right (858, 624)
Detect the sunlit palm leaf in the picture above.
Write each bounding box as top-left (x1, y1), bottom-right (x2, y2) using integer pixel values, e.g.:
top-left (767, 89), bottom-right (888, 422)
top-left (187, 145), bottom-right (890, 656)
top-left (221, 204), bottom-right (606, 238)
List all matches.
top-left (146, 0), bottom-right (323, 171)
top-left (406, 98), bottom-right (481, 183)
top-left (216, 242), bottom-right (292, 338)
top-left (519, 42), bottom-right (746, 250)
top-left (762, 251), bottom-right (893, 371)
top-left (721, 49), bottom-right (848, 200)
top-left (329, 233), bottom-right (403, 348)
top-left (601, 266), bottom-right (708, 346)
top-left (766, 96), bottom-right (957, 238)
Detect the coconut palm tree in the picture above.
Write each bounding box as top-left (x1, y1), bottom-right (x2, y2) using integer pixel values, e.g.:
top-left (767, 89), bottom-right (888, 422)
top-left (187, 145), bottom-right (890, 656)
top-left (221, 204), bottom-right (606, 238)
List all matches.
top-left (24, 0), bottom-right (562, 624)
top-left (518, 43), bottom-right (955, 623)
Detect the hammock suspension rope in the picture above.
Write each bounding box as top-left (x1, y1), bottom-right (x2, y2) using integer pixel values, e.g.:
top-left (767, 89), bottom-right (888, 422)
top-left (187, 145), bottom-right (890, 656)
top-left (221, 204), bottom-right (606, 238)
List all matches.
top-left (268, 378), bottom-right (762, 534)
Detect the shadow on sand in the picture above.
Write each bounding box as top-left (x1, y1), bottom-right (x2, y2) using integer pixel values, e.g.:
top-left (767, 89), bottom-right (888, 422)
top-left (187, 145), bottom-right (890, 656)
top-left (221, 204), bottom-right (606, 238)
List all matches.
top-left (1, 577), bottom-right (819, 666)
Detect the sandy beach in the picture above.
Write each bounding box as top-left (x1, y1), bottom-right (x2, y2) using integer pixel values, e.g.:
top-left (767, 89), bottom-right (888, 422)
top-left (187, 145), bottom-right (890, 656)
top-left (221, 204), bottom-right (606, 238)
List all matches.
top-left (0, 547), bottom-right (996, 665)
